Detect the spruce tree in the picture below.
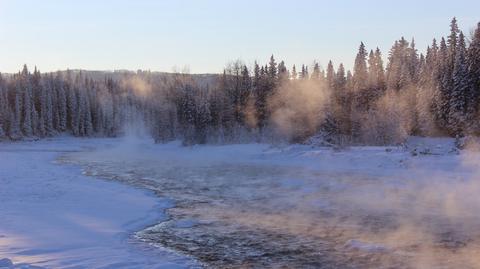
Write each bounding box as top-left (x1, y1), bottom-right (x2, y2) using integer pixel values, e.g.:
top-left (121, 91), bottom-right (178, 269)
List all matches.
top-left (467, 22), bottom-right (480, 131)
top-left (408, 38), bottom-right (419, 83)
top-left (436, 37), bottom-right (451, 130)
top-left (334, 63), bottom-right (350, 135)
top-left (45, 79), bottom-right (55, 136)
top-left (39, 81), bottom-right (48, 137)
top-left (11, 83), bottom-right (23, 139)
top-left (374, 48), bottom-right (386, 90)
top-left (368, 50), bottom-right (377, 89)
top-left (447, 17), bottom-right (459, 68)
top-left (449, 32), bottom-right (470, 134)
top-left (268, 55), bottom-right (277, 79)
top-left (353, 42), bottom-right (368, 92)
top-left (67, 83), bottom-right (79, 135)
top-left (291, 65), bottom-right (297, 80)
top-left (326, 61), bottom-right (335, 90)
top-left (22, 82), bottom-right (33, 136)
top-left (277, 61), bottom-right (288, 81)
top-left (56, 73), bottom-right (67, 132)
top-left (312, 62), bottom-right (321, 80)
top-left (0, 81), bottom-right (7, 139)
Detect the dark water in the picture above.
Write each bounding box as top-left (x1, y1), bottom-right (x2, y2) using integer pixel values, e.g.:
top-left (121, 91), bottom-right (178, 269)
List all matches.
top-left (60, 148), bottom-right (480, 269)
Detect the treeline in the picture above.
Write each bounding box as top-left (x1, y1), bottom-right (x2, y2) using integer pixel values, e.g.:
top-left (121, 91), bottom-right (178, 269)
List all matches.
top-left (150, 18), bottom-right (480, 145)
top-left (0, 67), bottom-right (132, 140)
top-left (0, 18), bottom-right (479, 145)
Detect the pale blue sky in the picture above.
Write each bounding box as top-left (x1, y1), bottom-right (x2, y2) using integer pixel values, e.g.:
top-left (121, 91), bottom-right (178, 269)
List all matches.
top-left (0, 0), bottom-right (479, 74)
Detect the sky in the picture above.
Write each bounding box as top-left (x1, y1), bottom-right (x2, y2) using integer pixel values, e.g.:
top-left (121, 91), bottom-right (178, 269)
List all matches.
top-left (0, 0), bottom-right (479, 74)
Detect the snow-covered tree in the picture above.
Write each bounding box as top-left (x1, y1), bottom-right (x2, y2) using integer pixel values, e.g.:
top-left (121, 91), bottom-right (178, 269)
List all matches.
top-left (353, 42), bottom-right (368, 92)
top-left (467, 22), bottom-right (480, 132)
top-left (449, 32), bottom-right (470, 134)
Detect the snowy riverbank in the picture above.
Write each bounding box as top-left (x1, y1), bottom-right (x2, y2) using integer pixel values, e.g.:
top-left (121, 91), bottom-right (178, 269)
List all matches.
top-left (0, 137), bottom-right (197, 268)
top-left (1, 136), bottom-right (480, 268)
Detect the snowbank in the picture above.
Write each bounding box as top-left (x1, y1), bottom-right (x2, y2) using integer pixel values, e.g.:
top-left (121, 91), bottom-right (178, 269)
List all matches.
top-left (0, 138), bottom-right (195, 268)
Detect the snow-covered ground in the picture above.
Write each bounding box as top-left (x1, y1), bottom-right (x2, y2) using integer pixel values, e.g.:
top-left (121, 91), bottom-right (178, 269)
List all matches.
top-left (1, 136), bottom-right (480, 268)
top-left (0, 137), bottom-right (197, 269)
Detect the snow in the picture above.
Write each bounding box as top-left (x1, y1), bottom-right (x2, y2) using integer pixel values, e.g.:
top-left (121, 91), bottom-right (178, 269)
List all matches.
top-left (1, 136), bottom-right (480, 268)
top-left (0, 137), bottom-right (197, 269)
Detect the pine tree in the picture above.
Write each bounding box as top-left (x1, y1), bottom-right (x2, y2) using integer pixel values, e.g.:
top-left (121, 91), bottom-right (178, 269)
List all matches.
top-left (253, 61), bottom-right (260, 89)
top-left (79, 90), bottom-right (87, 136)
top-left (291, 65), bottom-right (297, 80)
top-left (312, 62), bottom-right (321, 80)
top-left (353, 42), bottom-right (368, 92)
top-left (45, 80), bottom-right (54, 135)
top-left (0, 79), bottom-right (7, 139)
top-left (22, 77), bottom-right (33, 136)
top-left (449, 32), bottom-right (470, 134)
top-left (334, 63), bottom-right (350, 135)
top-left (38, 94), bottom-right (47, 137)
top-left (39, 80), bottom-right (49, 137)
top-left (438, 18), bottom-right (461, 131)
top-left (386, 40), bottom-right (401, 90)
top-left (435, 37), bottom-right (451, 131)
top-left (268, 55), bottom-right (277, 79)
top-left (0, 119), bottom-right (5, 140)
top-left (346, 71), bottom-right (354, 91)
top-left (326, 61), bottom-right (335, 90)
top-left (447, 17), bottom-right (459, 68)
top-left (194, 90), bottom-right (211, 144)
top-left (467, 22), bottom-right (480, 131)
top-left (67, 82), bottom-right (79, 135)
top-left (365, 48), bottom-right (385, 108)
top-left (386, 37), bottom-right (413, 90)
top-left (103, 93), bottom-right (114, 136)
top-left (277, 61), bottom-right (288, 81)
top-left (351, 42), bottom-right (371, 140)
top-left (238, 65), bottom-right (251, 124)
top-left (335, 64), bottom-right (347, 92)
top-left (374, 48), bottom-right (386, 90)
top-left (368, 50), bottom-right (377, 88)
top-left (11, 83), bottom-right (23, 139)
top-left (300, 64), bottom-right (308, 80)
top-left (31, 67), bottom-right (42, 136)
top-left (255, 65), bottom-right (268, 129)
top-left (56, 73), bottom-right (67, 132)
top-left (408, 38), bottom-right (419, 83)
top-left (84, 89), bottom-right (93, 136)
top-left (351, 42), bottom-right (369, 139)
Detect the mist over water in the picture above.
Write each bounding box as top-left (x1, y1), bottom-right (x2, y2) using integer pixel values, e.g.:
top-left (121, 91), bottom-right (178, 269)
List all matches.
top-left (60, 136), bottom-right (480, 268)
top-left (269, 78), bottom-right (331, 141)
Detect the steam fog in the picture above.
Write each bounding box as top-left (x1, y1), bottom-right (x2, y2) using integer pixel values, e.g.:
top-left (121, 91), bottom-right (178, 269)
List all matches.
top-left (58, 133), bottom-right (480, 268)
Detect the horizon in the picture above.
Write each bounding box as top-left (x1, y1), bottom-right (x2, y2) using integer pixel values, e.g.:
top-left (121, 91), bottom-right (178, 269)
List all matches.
top-left (1, 0), bottom-right (479, 74)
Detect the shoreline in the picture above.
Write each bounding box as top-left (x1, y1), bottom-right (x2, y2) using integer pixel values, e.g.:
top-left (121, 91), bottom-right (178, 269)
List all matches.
top-left (0, 138), bottom-right (196, 268)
